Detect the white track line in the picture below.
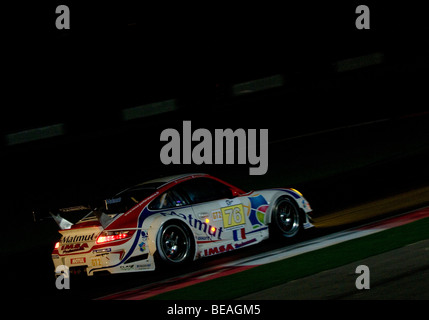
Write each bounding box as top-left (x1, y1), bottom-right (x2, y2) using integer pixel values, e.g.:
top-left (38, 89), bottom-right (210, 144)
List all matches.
top-left (226, 206), bottom-right (429, 267)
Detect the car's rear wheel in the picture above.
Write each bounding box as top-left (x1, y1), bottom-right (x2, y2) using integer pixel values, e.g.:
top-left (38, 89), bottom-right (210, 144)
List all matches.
top-left (156, 221), bottom-right (194, 265)
top-left (270, 196), bottom-right (302, 239)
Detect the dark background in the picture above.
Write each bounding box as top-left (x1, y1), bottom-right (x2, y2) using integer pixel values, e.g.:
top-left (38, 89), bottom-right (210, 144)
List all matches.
top-left (1, 2), bottom-right (428, 235)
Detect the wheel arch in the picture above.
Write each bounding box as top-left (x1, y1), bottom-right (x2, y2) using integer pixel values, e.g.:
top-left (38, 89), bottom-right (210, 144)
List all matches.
top-left (147, 216), bottom-right (197, 262)
top-left (265, 191), bottom-right (304, 226)
top-left (267, 193), bottom-right (306, 239)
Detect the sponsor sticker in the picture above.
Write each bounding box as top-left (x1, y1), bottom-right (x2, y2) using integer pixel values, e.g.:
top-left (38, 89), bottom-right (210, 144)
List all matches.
top-left (61, 242), bottom-right (89, 253)
top-left (212, 209), bottom-right (222, 221)
top-left (91, 258), bottom-right (102, 267)
top-left (70, 257), bottom-right (86, 264)
top-left (204, 243), bottom-right (235, 257)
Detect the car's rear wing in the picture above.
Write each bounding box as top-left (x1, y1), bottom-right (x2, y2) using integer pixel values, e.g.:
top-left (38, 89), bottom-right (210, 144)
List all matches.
top-left (58, 205), bottom-right (91, 213)
top-left (50, 204), bottom-right (114, 230)
top-left (50, 212), bottom-right (74, 230)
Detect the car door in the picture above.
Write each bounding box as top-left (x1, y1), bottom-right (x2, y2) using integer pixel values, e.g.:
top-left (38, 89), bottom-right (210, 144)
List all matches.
top-left (176, 177), bottom-right (247, 243)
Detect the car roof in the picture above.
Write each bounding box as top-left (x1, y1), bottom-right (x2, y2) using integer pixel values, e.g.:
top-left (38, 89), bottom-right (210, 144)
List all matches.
top-left (136, 173), bottom-right (209, 189)
top-left (114, 173), bottom-right (210, 197)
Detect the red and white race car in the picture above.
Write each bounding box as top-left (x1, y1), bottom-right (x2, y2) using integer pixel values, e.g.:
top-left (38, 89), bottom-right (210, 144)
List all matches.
top-left (52, 173), bottom-right (313, 276)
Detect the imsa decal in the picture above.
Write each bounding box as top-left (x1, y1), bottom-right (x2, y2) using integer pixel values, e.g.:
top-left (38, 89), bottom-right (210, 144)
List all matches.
top-left (204, 243), bottom-right (235, 257)
top-left (61, 242), bottom-right (89, 253)
top-left (203, 238), bottom-right (258, 257)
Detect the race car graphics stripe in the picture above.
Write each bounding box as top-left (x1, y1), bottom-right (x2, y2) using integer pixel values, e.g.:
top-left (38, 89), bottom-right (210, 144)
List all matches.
top-left (247, 194), bottom-right (268, 228)
top-left (88, 206), bottom-right (153, 274)
top-left (246, 226), bottom-right (268, 235)
top-left (234, 238), bottom-right (257, 249)
top-left (248, 194), bottom-right (268, 209)
top-left (233, 228), bottom-right (247, 241)
top-left (241, 228), bottom-right (246, 240)
top-left (271, 188), bottom-right (301, 199)
top-left (196, 240), bottom-right (222, 244)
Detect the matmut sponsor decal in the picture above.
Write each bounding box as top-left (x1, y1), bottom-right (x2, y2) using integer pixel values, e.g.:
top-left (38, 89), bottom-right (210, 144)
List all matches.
top-left (61, 233), bottom-right (97, 244)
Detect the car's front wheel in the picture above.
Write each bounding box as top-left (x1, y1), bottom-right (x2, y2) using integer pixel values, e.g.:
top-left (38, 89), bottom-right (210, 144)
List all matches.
top-left (156, 221), bottom-right (195, 265)
top-left (270, 196), bottom-right (302, 239)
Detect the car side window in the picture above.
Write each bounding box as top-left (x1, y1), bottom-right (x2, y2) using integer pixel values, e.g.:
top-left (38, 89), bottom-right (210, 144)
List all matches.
top-left (149, 189), bottom-right (188, 210)
top-left (177, 178), bottom-right (233, 204)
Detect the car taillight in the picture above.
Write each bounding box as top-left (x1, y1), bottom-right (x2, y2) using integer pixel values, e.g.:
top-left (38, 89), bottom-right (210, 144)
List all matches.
top-left (54, 242), bottom-right (60, 249)
top-left (96, 230), bottom-right (135, 244)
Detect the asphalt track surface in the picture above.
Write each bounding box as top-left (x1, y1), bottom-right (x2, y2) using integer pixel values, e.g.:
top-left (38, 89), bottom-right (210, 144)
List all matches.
top-left (239, 208), bottom-right (429, 300)
top-left (95, 206), bottom-right (429, 300)
top-left (240, 238), bottom-right (429, 300)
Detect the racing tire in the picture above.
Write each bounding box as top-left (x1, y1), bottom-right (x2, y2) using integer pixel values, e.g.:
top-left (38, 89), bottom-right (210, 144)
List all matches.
top-left (155, 221), bottom-right (195, 266)
top-left (270, 196), bottom-right (303, 239)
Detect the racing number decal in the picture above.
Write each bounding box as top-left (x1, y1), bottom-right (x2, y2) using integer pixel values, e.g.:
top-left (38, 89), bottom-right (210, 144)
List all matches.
top-left (221, 204), bottom-right (245, 229)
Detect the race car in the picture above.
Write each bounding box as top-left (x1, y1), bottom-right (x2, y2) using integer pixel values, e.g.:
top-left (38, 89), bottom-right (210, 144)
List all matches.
top-left (52, 173), bottom-right (313, 276)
